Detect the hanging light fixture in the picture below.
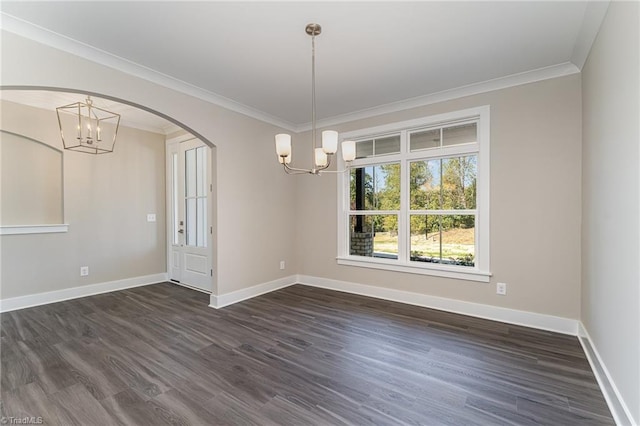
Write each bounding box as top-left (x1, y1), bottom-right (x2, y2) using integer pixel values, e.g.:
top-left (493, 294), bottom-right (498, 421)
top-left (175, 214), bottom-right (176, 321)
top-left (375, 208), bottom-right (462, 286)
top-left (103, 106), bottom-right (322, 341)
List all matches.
top-left (56, 96), bottom-right (120, 154)
top-left (275, 23), bottom-right (356, 174)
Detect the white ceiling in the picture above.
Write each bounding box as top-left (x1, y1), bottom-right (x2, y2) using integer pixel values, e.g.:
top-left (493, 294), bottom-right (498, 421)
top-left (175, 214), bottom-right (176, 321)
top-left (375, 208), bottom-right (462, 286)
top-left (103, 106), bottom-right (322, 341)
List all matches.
top-left (0, 90), bottom-right (180, 135)
top-left (0, 1), bottom-right (606, 132)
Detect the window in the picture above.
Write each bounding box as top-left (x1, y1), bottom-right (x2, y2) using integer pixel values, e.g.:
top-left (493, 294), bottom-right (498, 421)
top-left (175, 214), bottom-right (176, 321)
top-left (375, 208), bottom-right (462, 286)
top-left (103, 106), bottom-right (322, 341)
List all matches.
top-left (337, 106), bottom-right (490, 282)
top-left (184, 145), bottom-right (208, 247)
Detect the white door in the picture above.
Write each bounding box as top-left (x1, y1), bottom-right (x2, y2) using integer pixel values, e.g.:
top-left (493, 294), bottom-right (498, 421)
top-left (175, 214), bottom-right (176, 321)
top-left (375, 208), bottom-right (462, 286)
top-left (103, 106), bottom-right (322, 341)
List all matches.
top-left (168, 138), bottom-right (212, 292)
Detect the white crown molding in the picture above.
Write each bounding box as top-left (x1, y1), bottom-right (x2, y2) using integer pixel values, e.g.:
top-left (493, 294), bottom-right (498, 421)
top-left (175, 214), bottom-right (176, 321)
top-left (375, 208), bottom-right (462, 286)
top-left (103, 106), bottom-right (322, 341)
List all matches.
top-left (163, 123), bottom-right (183, 136)
top-left (1, 12), bottom-right (585, 135)
top-left (571, 1), bottom-right (610, 70)
top-left (294, 62), bottom-right (581, 132)
top-left (578, 322), bottom-right (637, 426)
top-left (0, 273), bottom-right (168, 313)
top-left (121, 120), bottom-right (181, 136)
top-left (0, 12), bottom-right (298, 132)
top-left (118, 119), bottom-right (168, 136)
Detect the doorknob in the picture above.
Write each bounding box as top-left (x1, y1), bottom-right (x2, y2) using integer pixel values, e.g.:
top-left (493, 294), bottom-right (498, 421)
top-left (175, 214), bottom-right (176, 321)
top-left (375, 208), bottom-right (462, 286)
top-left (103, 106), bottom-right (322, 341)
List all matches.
top-left (178, 229), bottom-right (184, 234)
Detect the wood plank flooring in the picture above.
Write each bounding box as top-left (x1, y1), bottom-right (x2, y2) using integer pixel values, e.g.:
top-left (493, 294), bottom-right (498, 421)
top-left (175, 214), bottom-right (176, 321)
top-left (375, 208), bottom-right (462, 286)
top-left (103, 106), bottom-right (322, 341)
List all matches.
top-left (1, 283), bottom-right (613, 425)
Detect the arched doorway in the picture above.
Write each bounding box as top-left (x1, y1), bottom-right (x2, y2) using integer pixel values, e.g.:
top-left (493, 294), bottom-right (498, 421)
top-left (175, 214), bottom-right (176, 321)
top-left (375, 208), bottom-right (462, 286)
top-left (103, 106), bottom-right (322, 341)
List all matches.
top-left (0, 88), bottom-right (217, 297)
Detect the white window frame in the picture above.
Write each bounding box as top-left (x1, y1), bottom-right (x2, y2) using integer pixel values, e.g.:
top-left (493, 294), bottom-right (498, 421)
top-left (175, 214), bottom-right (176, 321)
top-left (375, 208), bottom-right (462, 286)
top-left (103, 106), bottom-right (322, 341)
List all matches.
top-left (336, 106), bottom-right (491, 282)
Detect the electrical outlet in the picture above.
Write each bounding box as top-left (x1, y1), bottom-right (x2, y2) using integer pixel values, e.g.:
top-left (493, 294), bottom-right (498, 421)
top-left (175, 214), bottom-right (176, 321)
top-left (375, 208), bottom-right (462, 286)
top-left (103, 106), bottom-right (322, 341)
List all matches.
top-left (147, 213), bottom-right (156, 222)
top-left (497, 282), bottom-right (507, 295)
top-left (80, 266), bottom-right (89, 276)
top-left (280, 261), bottom-right (285, 270)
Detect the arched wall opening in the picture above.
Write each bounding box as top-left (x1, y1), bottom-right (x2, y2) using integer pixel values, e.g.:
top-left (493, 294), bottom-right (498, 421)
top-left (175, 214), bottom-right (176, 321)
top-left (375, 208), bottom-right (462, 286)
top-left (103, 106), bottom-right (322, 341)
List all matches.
top-left (0, 86), bottom-right (220, 300)
top-left (0, 28), bottom-right (299, 306)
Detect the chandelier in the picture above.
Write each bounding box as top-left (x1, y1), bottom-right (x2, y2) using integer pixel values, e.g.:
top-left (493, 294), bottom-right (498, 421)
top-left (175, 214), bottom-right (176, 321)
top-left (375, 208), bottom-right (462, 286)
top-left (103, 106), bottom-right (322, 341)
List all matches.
top-left (56, 96), bottom-right (120, 154)
top-left (275, 23), bottom-right (356, 174)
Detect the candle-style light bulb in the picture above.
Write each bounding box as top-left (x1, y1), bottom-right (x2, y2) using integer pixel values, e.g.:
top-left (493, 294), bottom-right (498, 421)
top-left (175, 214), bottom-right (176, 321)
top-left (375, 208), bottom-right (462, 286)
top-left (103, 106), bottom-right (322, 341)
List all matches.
top-left (342, 140), bottom-right (356, 162)
top-left (315, 148), bottom-right (328, 167)
top-left (275, 134), bottom-right (292, 157)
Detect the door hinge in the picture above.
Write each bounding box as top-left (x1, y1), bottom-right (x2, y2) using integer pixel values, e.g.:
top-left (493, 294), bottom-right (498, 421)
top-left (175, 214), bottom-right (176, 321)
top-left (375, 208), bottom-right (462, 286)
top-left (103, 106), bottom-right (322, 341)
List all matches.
top-left (210, 226), bottom-right (213, 234)
top-left (210, 184), bottom-right (213, 192)
top-left (210, 269), bottom-right (213, 276)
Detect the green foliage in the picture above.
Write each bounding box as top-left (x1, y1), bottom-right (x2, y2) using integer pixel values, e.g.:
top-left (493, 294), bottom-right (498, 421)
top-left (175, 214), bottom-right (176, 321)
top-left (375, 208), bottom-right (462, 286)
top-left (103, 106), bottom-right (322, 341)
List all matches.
top-left (350, 155), bottom-right (477, 242)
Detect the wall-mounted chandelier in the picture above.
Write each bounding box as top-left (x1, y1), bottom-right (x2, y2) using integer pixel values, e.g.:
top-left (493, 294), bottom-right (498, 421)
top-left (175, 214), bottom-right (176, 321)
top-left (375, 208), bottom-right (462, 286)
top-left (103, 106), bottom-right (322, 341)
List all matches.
top-left (275, 23), bottom-right (356, 174)
top-left (56, 96), bottom-right (120, 154)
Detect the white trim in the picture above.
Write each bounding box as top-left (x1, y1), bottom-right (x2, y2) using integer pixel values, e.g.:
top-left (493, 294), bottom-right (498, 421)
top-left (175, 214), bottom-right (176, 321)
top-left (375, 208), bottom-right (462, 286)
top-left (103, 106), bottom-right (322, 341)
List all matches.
top-left (339, 106), bottom-right (489, 140)
top-left (298, 275), bottom-right (578, 335)
top-left (0, 224), bottom-right (69, 235)
top-left (570, 1), bottom-right (611, 70)
top-left (0, 273), bottom-right (168, 313)
top-left (336, 257), bottom-right (491, 283)
top-left (166, 134), bottom-right (197, 145)
top-left (169, 280), bottom-right (211, 295)
top-left (209, 275), bottom-right (297, 309)
top-left (296, 63), bottom-right (579, 132)
top-left (578, 323), bottom-right (637, 426)
top-left (0, 12), bottom-right (580, 133)
top-left (337, 106), bottom-right (490, 279)
top-left (0, 12), bottom-right (298, 132)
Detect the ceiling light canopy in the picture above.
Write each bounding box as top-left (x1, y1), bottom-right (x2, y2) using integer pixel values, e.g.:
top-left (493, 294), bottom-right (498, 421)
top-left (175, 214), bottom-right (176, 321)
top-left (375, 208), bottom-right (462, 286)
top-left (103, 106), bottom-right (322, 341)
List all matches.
top-left (56, 96), bottom-right (120, 154)
top-left (275, 23), bottom-right (356, 175)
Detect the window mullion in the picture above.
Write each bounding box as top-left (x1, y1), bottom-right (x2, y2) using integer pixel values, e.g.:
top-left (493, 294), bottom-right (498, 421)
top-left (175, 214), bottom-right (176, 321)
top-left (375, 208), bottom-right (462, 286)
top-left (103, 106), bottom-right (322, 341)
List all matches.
top-left (338, 105), bottom-right (489, 276)
top-left (398, 130), bottom-right (409, 263)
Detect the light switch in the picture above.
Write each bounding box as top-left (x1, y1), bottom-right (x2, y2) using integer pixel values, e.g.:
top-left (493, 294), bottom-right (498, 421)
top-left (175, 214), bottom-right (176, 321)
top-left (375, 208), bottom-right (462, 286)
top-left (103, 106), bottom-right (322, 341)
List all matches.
top-left (147, 213), bottom-right (156, 222)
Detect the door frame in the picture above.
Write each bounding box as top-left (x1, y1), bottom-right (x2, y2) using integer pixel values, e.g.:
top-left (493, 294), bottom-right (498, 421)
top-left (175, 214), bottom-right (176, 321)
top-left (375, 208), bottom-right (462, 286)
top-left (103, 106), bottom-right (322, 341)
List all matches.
top-left (165, 134), bottom-right (217, 294)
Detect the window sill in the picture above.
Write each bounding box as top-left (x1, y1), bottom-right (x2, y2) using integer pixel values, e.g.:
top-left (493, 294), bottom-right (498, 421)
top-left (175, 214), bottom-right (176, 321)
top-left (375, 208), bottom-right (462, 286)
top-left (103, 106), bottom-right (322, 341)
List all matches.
top-left (0, 224), bottom-right (69, 235)
top-left (336, 256), bottom-right (491, 282)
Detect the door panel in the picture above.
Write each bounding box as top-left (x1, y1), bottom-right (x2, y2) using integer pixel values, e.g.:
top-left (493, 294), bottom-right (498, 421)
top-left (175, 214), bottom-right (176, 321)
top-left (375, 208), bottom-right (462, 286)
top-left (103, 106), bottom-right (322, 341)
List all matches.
top-left (168, 138), bottom-right (212, 292)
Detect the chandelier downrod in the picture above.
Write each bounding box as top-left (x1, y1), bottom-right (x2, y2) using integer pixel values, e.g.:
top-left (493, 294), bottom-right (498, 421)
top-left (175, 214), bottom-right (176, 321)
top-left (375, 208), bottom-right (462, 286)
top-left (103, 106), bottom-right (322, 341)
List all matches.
top-left (274, 23), bottom-right (356, 175)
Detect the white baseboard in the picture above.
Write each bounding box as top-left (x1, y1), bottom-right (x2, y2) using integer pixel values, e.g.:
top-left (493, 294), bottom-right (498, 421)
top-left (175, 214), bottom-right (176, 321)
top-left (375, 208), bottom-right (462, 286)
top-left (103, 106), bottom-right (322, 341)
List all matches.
top-left (209, 275), bottom-right (297, 309)
top-left (578, 323), bottom-right (636, 426)
top-left (297, 275), bottom-right (578, 335)
top-left (3, 270), bottom-right (629, 424)
top-left (0, 273), bottom-right (168, 313)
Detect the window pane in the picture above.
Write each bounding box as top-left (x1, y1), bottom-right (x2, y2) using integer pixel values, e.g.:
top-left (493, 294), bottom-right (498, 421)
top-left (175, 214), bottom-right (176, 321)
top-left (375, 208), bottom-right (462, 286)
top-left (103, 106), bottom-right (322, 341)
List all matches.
top-left (350, 214), bottom-right (398, 259)
top-left (410, 215), bottom-right (475, 267)
top-left (197, 197), bottom-right (207, 247)
top-left (441, 215), bottom-right (475, 266)
top-left (410, 160), bottom-right (441, 210)
top-left (375, 135), bottom-right (401, 155)
top-left (410, 128), bottom-right (440, 151)
top-left (355, 140), bottom-right (373, 159)
top-left (186, 198), bottom-right (197, 246)
top-left (410, 215), bottom-right (441, 263)
top-left (441, 155), bottom-right (477, 209)
top-left (350, 164), bottom-right (400, 210)
top-left (185, 148), bottom-right (196, 198)
top-left (196, 146), bottom-right (206, 197)
top-left (172, 153), bottom-right (179, 245)
top-left (442, 123), bottom-right (476, 146)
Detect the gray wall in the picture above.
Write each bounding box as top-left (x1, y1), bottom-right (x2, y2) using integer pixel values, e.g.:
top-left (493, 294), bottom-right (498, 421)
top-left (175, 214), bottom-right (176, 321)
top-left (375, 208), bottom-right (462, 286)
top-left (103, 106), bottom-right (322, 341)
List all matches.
top-left (581, 1), bottom-right (640, 423)
top-left (296, 75), bottom-right (583, 320)
top-left (1, 130), bottom-right (63, 225)
top-left (0, 30), bottom-right (300, 298)
top-left (0, 100), bottom-right (166, 298)
top-left (2, 15), bottom-right (638, 421)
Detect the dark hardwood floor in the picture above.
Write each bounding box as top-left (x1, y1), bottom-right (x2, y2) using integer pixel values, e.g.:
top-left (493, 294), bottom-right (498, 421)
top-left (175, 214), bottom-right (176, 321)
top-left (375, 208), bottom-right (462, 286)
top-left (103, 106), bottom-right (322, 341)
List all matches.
top-left (1, 283), bottom-right (613, 425)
